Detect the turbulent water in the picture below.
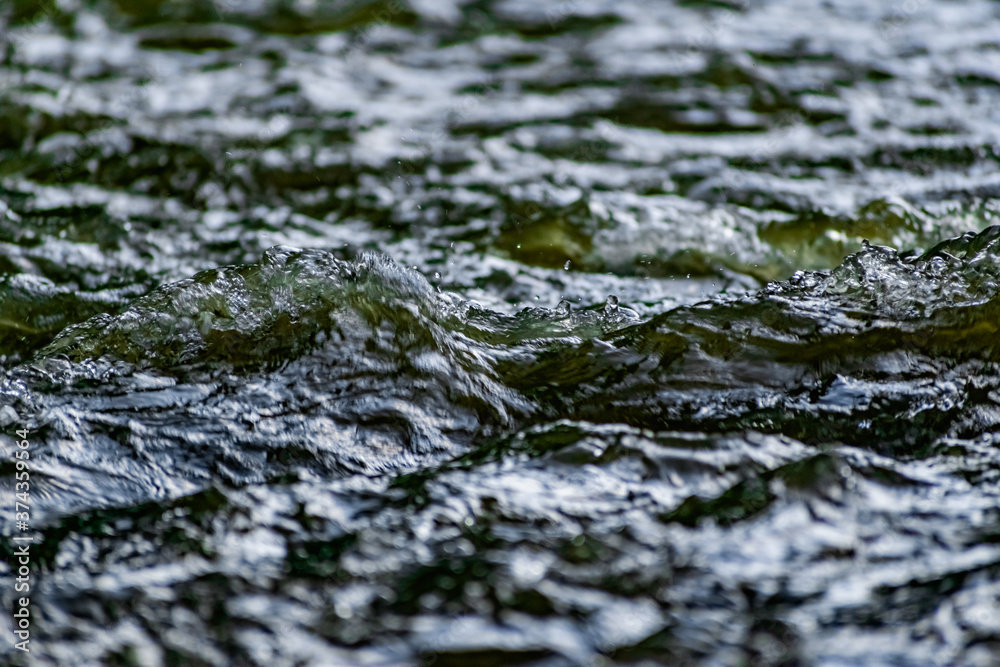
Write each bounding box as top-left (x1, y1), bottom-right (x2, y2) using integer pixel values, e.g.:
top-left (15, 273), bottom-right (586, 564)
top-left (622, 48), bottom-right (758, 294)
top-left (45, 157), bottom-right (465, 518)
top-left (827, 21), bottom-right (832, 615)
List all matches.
top-left (2, 0), bottom-right (1000, 665)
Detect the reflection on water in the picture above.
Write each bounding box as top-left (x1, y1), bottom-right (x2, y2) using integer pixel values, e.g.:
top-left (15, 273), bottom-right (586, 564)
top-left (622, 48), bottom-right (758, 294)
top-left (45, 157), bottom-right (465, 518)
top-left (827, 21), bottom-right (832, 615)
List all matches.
top-left (2, 0), bottom-right (1000, 665)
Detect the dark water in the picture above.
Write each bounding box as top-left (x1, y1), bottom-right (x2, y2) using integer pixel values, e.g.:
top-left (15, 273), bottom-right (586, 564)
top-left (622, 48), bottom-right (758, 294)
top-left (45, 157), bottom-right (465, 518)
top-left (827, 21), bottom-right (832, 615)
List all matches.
top-left (2, 0), bottom-right (1000, 665)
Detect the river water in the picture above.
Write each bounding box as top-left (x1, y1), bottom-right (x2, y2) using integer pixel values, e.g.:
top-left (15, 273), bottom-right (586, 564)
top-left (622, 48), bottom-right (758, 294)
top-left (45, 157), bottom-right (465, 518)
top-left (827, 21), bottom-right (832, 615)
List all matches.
top-left (2, 0), bottom-right (1000, 665)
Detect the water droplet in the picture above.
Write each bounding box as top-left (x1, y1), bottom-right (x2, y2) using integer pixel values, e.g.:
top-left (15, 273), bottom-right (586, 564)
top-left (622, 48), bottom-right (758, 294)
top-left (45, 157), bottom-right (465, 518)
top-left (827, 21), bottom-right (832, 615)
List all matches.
top-left (564, 260), bottom-right (571, 270)
top-left (433, 272), bottom-right (441, 280)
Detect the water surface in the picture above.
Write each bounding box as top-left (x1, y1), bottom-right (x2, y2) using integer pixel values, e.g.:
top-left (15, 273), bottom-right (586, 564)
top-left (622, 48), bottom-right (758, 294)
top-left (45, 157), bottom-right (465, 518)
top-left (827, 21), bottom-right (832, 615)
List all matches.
top-left (2, 1), bottom-right (1000, 665)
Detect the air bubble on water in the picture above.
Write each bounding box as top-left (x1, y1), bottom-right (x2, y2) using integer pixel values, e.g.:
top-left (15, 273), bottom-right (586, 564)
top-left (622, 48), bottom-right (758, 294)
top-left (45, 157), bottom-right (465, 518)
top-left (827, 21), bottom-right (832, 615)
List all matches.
top-left (604, 295), bottom-right (619, 315)
top-left (557, 299), bottom-right (571, 316)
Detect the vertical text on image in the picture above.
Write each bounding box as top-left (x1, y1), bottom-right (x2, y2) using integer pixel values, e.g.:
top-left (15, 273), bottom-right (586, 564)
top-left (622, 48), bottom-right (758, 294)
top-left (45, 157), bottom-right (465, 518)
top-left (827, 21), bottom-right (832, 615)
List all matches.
top-left (11, 427), bottom-right (34, 653)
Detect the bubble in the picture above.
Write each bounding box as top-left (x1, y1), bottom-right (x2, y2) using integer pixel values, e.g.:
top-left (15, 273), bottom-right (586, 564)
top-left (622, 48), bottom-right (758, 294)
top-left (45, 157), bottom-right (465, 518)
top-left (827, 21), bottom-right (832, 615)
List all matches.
top-left (604, 295), bottom-right (619, 315)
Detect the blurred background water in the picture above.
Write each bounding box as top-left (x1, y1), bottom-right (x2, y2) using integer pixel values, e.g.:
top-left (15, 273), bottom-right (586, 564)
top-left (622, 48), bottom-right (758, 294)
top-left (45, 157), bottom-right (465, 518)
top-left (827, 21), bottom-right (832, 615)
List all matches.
top-left (1, 0), bottom-right (1000, 665)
